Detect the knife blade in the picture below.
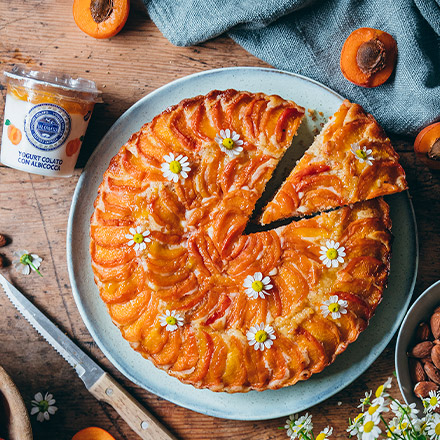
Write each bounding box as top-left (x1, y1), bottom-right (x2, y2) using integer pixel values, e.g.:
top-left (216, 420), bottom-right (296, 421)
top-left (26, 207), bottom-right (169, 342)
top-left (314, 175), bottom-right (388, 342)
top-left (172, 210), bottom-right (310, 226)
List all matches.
top-left (0, 274), bottom-right (178, 440)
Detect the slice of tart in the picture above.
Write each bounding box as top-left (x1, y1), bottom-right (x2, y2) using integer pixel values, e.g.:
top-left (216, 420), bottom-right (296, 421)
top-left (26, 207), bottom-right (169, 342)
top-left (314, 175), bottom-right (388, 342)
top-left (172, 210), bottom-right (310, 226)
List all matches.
top-left (260, 100), bottom-right (407, 225)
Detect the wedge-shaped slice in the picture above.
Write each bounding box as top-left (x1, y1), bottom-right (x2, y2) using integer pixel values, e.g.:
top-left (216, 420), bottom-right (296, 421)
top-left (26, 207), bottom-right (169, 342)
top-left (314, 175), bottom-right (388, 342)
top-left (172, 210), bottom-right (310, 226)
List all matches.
top-left (260, 100), bottom-right (407, 224)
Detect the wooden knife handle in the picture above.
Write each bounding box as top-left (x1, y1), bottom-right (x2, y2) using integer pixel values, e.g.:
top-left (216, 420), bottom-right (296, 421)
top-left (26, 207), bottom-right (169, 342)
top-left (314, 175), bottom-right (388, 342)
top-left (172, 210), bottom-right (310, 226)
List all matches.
top-left (89, 373), bottom-right (178, 440)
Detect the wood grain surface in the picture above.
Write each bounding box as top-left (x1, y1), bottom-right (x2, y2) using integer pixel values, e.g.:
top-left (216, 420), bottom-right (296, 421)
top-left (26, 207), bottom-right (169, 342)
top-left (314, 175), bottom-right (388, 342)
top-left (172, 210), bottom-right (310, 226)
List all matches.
top-left (1, 1), bottom-right (439, 439)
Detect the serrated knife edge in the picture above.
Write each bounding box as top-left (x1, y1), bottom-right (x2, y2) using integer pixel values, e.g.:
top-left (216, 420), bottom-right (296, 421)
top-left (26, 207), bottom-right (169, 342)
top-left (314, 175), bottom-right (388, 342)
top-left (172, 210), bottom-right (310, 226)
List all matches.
top-left (0, 274), bottom-right (104, 389)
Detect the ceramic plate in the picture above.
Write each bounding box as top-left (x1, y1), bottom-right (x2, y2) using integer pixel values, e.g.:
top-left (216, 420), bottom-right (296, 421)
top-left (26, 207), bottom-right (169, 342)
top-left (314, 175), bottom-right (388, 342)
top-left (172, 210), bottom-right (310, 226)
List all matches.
top-left (67, 67), bottom-right (418, 420)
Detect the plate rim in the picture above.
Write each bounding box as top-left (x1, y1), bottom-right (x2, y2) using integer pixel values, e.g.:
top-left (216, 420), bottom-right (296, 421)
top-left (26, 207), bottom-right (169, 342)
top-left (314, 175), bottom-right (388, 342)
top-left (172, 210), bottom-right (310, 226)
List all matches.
top-left (67, 67), bottom-right (418, 420)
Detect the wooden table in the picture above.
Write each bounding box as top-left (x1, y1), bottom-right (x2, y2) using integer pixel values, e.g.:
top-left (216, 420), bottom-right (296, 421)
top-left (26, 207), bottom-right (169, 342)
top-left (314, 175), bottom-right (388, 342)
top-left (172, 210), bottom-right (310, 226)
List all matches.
top-left (1, 1), bottom-right (439, 439)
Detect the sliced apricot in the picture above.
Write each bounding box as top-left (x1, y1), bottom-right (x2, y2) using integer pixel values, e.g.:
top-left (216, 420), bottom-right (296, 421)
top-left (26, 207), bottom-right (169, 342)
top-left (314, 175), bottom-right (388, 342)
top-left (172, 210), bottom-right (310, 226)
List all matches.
top-left (414, 122), bottom-right (440, 170)
top-left (73, 0), bottom-right (130, 39)
top-left (5, 120), bottom-right (22, 145)
top-left (66, 137), bottom-right (82, 157)
top-left (72, 426), bottom-right (116, 440)
top-left (340, 27), bottom-right (397, 88)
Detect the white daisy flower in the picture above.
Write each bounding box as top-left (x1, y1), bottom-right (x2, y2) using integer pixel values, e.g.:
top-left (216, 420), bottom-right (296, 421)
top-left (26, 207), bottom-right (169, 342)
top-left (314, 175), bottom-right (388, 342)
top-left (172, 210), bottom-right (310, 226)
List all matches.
top-left (390, 400), bottom-right (418, 420)
top-left (359, 414), bottom-right (381, 440)
top-left (31, 392), bottom-right (58, 422)
top-left (13, 250), bottom-right (42, 276)
top-left (246, 323), bottom-right (276, 351)
top-left (125, 226), bottom-right (151, 252)
top-left (319, 240), bottom-right (346, 268)
top-left (243, 272), bottom-right (273, 299)
top-left (366, 396), bottom-right (389, 419)
top-left (215, 129), bottom-right (244, 157)
top-left (374, 377), bottom-right (393, 399)
top-left (426, 413), bottom-right (440, 440)
top-left (316, 426), bottom-right (333, 440)
top-left (347, 413), bottom-right (364, 437)
top-left (159, 310), bottom-right (184, 331)
top-left (423, 390), bottom-right (440, 413)
top-left (161, 153), bottom-right (191, 182)
top-left (321, 295), bottom-right (348, 319)
top-left (351, 142), bottom-right (374, 166)
top-left (358, 390), bottom-right (372, 411)
top-left (284, 413), bottom-right (313, 438)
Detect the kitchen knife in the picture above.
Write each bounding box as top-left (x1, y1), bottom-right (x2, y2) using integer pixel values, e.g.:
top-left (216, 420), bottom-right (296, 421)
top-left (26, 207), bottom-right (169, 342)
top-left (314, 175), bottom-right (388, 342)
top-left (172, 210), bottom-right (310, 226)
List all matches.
top-left (0, 274), bottom-right (178, 440)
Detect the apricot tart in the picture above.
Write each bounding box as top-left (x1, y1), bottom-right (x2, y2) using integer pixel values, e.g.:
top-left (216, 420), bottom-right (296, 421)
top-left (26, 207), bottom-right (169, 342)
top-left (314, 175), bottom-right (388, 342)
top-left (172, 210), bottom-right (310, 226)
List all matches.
top-left (260, 99), bottom-right (408, 224)
top-left (90, 90), bottom-right (404, 392)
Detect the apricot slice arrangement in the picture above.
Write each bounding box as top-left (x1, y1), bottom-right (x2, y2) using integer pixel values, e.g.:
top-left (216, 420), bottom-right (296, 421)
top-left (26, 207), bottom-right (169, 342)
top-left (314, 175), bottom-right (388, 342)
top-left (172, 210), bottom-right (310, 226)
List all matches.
top-left (340, 27), bottom-right (397, 88)
top-left (90, 90), bottom-right (407, 392)
top-left (414, 122), bottom-right (440, 170)
top-left (261, 100), bottom-right (407, 224)
top-left (73, 0), bottom-right (130, 39)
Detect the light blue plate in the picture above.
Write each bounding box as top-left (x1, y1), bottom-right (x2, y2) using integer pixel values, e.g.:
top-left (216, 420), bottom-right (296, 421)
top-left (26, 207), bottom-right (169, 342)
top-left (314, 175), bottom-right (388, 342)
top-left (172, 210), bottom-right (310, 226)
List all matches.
top-left (66, 67), bottom-right (418, 421)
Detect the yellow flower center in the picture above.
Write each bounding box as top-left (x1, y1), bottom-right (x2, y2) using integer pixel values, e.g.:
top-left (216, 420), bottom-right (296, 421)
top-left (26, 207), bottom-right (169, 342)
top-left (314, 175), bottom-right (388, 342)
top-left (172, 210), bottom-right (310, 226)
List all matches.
top-left (368, 405), bottom-right (379, 415)
top-left (364, 421), bottom-right (375, 433)
top-left (328, 302), bottom-right (340, 313)
top-left (133, 233), bottom-right (144, 244)
top-left (430, 396), bottom-right (438, 406)
top-left (356, 149), bottom-right (368, 160)
top-left (354, 413), bottom-right (363, 423)
top-left (326, 248), bottom-right (338, 260)
top-left (169, 160), bottom-right (182, 174)
top-left (255, 330), bottom-right (268, 343)
top-left (20, 253), bottom-right (32, 264)
top-left (252, 280), bottom-right (264, 292)
top-left (436, 423), bottom-right (440, 436)
top-left (387, 426), bottom-right (395, 437)
top-left (375, 385), bottom-right (384, 398)
top-left (222, 138), bottom-right (235, 150)
top-left (166, 316), bottom-right (177, 325)
top-left (316, 434), bottom-right (325, 440)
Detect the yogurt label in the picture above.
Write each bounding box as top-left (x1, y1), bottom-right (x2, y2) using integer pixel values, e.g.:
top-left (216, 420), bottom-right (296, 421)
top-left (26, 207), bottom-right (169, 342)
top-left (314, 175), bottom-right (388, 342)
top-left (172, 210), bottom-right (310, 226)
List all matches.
top-left (24, 103), bottom-right (71, 151)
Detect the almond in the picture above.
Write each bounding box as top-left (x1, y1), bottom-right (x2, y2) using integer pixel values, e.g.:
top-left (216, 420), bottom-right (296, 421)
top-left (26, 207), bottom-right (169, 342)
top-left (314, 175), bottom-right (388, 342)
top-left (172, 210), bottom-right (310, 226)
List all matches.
top-left (414, 381), bottom-right (439, 398)
top-left (425, 362), bottom-right (440, 385)
top-left (431, 311), bottom-right (440, 339)
top-left (416, 321), bottom-right (431, 341)
top-left (0, 234), bottom-right (6, 247)
top-left (409, 358), bottom-right (427, 383)
top-left (409, 341), bottom-right (434, 358)
top-left (433, 344), bottom-right (440, 369)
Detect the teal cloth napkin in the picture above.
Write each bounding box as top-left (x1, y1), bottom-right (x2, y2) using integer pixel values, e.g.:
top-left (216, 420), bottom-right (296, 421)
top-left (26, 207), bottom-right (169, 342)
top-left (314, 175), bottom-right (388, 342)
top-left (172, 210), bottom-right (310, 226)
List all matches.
top-left (144, 0), bottom-right (440, 136)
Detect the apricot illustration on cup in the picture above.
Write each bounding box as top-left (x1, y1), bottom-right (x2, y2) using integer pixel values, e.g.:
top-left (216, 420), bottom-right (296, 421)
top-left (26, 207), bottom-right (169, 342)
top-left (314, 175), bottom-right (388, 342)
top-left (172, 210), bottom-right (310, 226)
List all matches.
top-left (5, 119), bottom-right (22, 145)
top-left (66, 136), bottom-right (83, 157)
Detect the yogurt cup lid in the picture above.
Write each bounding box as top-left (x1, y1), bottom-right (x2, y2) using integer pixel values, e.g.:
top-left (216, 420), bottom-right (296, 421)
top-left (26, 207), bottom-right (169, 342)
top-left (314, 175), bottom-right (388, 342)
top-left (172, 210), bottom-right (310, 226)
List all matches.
top-left (4, 66), bottom-right (102, 103)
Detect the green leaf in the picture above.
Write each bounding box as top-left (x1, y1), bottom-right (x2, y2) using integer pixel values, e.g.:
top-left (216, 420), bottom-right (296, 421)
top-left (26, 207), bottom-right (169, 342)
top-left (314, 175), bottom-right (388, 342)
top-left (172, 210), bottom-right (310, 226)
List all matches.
top-left (5, 119), bottom-right (11, 125)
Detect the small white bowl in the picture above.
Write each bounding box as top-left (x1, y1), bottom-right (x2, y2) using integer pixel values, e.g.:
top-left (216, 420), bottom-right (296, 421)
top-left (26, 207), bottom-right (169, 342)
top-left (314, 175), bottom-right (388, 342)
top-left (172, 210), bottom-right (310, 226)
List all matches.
top-left (395, 280), bottom-right (440, 409)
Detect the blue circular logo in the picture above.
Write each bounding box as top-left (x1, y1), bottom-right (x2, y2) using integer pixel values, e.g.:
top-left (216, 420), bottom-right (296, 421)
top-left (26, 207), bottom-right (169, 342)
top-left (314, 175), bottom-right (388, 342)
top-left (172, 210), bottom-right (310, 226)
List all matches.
top-left (25, 104), bottom-right (71, 151)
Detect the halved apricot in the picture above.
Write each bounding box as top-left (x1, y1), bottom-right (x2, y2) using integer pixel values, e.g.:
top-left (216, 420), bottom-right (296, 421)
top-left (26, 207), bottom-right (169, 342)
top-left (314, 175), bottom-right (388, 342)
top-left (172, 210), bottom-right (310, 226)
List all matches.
top-left (414, 122), bottom-right (440, 170)
top-left (7, 125), bottom-right (22, 145)
top-left (340, 27), bottom-right (397, 88)
top-left (72, 426), bottom-right (116, 440)
top-left (66, 138), bottom-right (82, 157)
top-left (73, 0), bottom-right (130, 39)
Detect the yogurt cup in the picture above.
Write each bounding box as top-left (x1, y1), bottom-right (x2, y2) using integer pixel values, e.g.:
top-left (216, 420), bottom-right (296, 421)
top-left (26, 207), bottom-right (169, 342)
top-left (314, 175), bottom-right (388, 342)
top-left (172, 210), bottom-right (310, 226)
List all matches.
top-left (1, 67), bottom-right (102, 177)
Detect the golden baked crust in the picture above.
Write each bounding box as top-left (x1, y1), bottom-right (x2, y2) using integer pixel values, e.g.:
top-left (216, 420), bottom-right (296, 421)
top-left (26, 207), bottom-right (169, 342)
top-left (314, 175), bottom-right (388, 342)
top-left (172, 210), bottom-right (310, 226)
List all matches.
top-left (260, 100), bottom-right (408, 225)
top-left (90, 90), bottom-right (396, 392)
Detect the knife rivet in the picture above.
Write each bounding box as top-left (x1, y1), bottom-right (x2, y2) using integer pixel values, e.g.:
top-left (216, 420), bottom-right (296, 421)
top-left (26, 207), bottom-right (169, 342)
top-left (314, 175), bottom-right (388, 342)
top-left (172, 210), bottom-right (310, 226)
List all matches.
top-left (105, 388), bottom-right (114, 396)
top-left (141, 421), bottom-right (149, 430)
